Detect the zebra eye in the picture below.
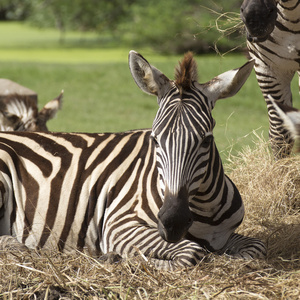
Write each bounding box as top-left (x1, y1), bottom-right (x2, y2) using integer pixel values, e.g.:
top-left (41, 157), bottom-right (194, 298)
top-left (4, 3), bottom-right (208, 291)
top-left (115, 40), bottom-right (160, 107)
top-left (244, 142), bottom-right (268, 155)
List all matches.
top-left (201, 135), bottom-right (212, 148)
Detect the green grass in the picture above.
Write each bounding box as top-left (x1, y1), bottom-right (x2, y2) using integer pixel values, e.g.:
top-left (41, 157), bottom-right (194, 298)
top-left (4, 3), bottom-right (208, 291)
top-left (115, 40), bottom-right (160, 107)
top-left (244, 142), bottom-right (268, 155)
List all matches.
top-left (0, 21), bottom-right (299, 160)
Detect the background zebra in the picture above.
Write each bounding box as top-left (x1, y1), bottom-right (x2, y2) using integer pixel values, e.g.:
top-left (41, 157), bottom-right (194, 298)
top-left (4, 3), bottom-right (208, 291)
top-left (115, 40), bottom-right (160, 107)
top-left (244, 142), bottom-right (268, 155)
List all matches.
top-left (240, 0), bottom-right (300, 158)
top-left (0, 51), bottom-right (266, 270)
top-left (0, 91), bottom-right (63, 131)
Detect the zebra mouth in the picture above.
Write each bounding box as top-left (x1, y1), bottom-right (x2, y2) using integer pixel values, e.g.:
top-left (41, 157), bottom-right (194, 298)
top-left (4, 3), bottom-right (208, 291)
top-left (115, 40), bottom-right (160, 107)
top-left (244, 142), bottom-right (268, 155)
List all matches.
top-left (157, 219), bottom-right (185, 243)
top-left (157, 217), bottom-right (192, 243)
top-left (247, 33), bottom-right (269, 43)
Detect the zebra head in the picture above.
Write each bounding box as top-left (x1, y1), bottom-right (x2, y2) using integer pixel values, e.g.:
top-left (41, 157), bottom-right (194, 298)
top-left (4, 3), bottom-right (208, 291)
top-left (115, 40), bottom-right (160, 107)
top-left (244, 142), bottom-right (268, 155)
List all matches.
top-left (240, 0), bottom-right (277, 42)
top-left (0, 91), bottom-right (63, 131)
top-left (129, 51), bottom-right (254, 243)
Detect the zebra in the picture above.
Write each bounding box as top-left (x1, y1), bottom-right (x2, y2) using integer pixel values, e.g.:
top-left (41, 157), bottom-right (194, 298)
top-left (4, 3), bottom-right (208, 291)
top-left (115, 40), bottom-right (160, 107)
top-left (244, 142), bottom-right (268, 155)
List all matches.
top-left (0, 51), bottom-right (266, 270)
top-left (269, 95), bottom-right (300, 150)
top-left (0, 91), bottom-right (63, 131)
top-left (240, 0), bottom-right (300, 158)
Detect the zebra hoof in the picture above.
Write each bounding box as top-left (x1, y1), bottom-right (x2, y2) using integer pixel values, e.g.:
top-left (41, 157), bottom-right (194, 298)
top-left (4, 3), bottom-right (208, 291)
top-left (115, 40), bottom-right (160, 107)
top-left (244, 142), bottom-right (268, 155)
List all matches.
top-left (98, 252), bottom-right (122, 264)
top-left (0, 235), bottom-right (29, 253)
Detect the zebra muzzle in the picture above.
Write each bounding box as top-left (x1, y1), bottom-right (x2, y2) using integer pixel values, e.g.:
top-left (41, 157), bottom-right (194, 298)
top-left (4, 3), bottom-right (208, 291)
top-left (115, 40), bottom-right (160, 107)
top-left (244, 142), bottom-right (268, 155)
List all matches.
top-left (157, 188), bottom-right (193, 243)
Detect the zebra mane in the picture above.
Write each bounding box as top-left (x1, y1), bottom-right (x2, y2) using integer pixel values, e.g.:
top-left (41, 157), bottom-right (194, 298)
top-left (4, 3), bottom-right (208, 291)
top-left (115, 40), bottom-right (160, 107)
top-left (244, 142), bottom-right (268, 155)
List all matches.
top-left (175, 52), bottom-right (198, 92)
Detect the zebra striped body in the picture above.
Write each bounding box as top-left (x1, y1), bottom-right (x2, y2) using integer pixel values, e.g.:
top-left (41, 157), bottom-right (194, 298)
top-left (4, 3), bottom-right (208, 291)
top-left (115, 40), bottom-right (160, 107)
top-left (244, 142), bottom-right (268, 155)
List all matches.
top-left (0, 51), bottom-right (266, 269)
top-left (0, 91), bottom-right (63, 131)
top-left (241, 0), bottom-right (300, 157)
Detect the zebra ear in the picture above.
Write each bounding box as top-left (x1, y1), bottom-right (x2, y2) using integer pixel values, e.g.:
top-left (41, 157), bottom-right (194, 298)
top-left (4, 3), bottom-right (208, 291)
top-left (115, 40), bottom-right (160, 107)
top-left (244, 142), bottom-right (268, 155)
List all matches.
top-left (38, 90), bottom-right (63, 121)
top-left (202, 59), bottom-right (254, 107)
top-left (129, 50), bottom-right (171, 98)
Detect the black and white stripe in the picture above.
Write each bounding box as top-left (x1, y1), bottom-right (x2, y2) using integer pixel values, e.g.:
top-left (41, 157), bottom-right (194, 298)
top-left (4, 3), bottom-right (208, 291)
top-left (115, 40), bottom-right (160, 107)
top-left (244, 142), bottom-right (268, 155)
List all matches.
top-left (241, 0), bottom-right (300, 157)
top-left (0, 51), bottom-right (266, 270)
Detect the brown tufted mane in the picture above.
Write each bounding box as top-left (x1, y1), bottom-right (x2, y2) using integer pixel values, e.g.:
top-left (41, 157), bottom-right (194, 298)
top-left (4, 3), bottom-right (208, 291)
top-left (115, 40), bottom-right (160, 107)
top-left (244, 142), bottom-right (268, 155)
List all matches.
top-left (175, 52), bottom-right (198, 93)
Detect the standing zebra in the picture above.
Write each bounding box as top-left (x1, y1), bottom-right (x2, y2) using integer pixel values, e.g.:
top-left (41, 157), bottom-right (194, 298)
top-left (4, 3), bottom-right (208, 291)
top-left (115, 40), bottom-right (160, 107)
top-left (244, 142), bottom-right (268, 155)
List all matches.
top-left (240, 0), bottom-right (300, 158)
top-left (0, 91), bottom-right (63, 131)
top-left (0, 51), bottom-right (266, 270)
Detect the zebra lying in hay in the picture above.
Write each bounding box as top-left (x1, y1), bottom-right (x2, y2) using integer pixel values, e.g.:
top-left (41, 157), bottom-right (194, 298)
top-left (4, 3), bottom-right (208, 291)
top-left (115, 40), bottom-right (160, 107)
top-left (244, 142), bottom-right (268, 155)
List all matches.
top-left (240, 0), bottom-right (300, 158)
top-left (0, 51), bottom-right (266, 270)
top-left (0, 91), bottom-right (63, 131)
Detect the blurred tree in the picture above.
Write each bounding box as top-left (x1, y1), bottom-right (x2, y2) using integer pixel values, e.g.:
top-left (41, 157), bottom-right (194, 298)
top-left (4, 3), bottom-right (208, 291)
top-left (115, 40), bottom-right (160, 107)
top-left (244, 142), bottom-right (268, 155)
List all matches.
top-left (0, 0), bottom-right (31, 20)
top-left (18, 0), bottom-right (136, 42)
top-left (116, 0), bottom-right (243, 54)
top-left (0, 0), bottom-right (244, 53)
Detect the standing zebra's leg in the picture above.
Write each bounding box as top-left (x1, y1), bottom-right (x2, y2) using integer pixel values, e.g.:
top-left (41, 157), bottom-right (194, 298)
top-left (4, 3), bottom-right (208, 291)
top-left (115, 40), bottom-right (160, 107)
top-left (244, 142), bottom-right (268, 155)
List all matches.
top-left (219, 233), bottom-right (267, 259)
top-left (250, 52), bottom-right (296, 158)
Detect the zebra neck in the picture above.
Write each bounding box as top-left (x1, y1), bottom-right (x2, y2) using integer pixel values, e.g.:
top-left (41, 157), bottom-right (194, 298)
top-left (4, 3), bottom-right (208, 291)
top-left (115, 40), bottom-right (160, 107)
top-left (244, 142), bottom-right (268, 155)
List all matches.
top-left (192, 145), bottom-right (228, 204)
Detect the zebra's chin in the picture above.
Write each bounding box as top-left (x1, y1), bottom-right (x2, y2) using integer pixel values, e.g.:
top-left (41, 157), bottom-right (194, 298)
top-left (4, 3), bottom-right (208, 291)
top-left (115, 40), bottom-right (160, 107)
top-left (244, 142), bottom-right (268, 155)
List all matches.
top-left (156, 187), bottom-right (193, 243)
top-left (246, 33), bottom-right (269, 43)
top-left (157, 219), bottom-right (187, 243)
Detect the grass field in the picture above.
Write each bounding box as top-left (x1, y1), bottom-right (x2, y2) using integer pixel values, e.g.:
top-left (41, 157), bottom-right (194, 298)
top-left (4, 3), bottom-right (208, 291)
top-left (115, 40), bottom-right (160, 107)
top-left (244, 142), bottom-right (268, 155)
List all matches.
top-left (0, 22), bottom-right (299, 299)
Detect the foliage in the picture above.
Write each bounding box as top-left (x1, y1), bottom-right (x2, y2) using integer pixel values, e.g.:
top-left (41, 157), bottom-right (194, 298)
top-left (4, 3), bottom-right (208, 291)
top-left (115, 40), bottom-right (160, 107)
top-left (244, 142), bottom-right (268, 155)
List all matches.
top-left (0, 0), bottom-right (246, 54)
top-left (118, 0), bottom-right (244, 54)
top-left (0, 0), bottom-right (30, 20)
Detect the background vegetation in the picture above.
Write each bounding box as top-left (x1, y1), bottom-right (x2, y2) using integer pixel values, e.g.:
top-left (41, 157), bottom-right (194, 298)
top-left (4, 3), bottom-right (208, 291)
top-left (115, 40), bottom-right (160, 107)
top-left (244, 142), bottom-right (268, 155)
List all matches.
top-left (0, 0), bottom-right (244, 53)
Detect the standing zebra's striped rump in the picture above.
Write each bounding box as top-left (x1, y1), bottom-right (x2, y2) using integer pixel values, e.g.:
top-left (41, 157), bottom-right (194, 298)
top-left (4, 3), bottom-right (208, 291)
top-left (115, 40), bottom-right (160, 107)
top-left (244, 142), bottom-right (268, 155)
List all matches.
top-left (240, 0), bottom-right (300, 158)
top-left (0, 91), bottom-right (63, 132)
top-left (0, 51), bottom-right (266, 270)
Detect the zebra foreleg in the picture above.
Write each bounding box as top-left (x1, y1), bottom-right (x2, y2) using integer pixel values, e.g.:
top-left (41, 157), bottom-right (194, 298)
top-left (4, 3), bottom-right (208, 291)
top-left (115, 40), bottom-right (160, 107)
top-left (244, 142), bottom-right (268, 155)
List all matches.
top-left (139, 236), bottom-right (209, 270)
top-left (103, 226), bottom-right (208, 270)
top-left (147, 240), bottom-right (208, 271)
top-left (98, 251), bottom-right (122, 264)
top-left (219, 233), bottom-right (266, 260)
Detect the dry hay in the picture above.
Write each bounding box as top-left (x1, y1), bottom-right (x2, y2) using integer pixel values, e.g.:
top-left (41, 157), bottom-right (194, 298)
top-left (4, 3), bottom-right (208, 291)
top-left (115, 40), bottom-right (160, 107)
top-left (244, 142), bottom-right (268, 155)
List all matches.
top-left (1, 134), bottom-right (299, 299)
top-left (226, 133), bottom-right (300, 262)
